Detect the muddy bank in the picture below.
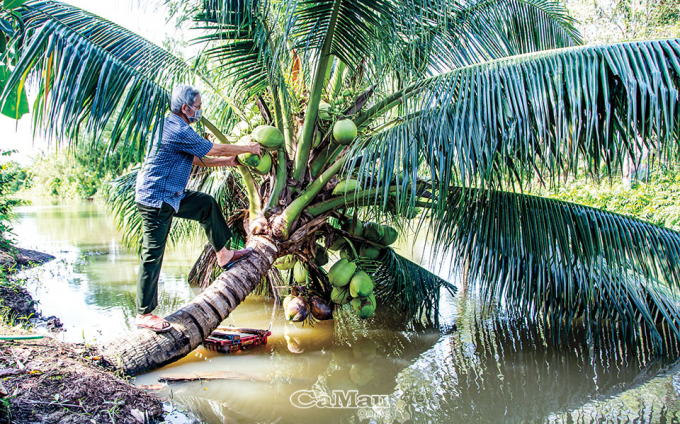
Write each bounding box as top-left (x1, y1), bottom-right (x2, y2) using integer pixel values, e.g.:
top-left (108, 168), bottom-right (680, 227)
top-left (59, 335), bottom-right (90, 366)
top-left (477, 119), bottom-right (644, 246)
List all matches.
top-left (0, 247), bottom-right (55, 274)
top-left (0, 248), bottom-right (60, 331)
top-left (0, 327), bottom-right (164, 424)
top-left (0, 248), bottom-right (166, 424)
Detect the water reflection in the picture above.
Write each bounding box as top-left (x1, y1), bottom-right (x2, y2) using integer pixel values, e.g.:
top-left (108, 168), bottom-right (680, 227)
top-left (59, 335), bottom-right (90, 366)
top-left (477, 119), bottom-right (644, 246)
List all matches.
top-left (9, 199), bottom-right (680, 423)
top-left (365, 294), bottom-right (679, 423)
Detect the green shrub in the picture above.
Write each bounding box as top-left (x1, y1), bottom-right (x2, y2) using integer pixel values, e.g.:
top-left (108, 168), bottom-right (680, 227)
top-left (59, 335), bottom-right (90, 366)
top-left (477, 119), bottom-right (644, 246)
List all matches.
top-left (24, 142), bottom-right (137, 199)
top-left (533, 167), bottom-right (680, 231)
top-left (0, 151), bottom-right (24, 251)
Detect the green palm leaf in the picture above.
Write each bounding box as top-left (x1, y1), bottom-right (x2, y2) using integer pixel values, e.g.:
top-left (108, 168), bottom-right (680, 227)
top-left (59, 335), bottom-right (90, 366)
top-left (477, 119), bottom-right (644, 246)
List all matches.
top-left (351, 40), bottom-right (680, 212)
top-left (289, 0), bottom-right (393, 71)
top-left (441, 188), bottom-right (680, 351)
top-left (387, 0), bottom-right (581, 82)
top-left (192, 0), bottom-right (289, 99)
top-left (288, 0), bottom-right (579, 81)
top-left (2, 0), bottom-right (237, 155)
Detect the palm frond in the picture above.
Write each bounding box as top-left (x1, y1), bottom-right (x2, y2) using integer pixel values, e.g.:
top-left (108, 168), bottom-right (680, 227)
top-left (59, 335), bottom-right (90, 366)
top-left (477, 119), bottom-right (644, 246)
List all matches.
top-left (287, 0), bottom-right (579, 85)
top-left (106, 168), bottom-right (145, 250)
top-left (387, 0), bottom-right (581, 82)
top-left (192, 0), bottom-right (290, 99)
top-left (2, 0), bottom-right (237, 156)
top-left (350, 40), bottom-right (680, 216)
top-left (286, 0), bottom-right (395, 78)
top-left (441, 188), bottom-right (680, 352)
top-left (356, 248), bottom-right (457, 327)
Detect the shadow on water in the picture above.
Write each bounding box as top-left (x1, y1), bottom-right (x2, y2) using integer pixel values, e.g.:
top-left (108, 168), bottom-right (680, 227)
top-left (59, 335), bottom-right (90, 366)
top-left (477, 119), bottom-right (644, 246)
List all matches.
top-left (10, 199), bottom-right (680, 423)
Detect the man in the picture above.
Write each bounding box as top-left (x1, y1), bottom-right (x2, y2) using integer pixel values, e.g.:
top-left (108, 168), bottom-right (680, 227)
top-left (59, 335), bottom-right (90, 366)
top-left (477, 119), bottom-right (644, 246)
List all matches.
top-left (134, 85), bottom-right (261, 333)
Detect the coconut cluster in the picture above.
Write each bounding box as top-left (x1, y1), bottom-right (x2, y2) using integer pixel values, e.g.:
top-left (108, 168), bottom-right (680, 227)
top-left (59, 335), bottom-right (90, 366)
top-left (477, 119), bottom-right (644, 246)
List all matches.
top-left (331, 220), bottom-right (399, 262)
top-left (235, 124), bottom-right (284, 174)
top-left (328, 258), bottom-right (376, 319)
top-left (228, 104), bottom-right (285, 175)
top-left (274, 253), bottom-right (333, 323)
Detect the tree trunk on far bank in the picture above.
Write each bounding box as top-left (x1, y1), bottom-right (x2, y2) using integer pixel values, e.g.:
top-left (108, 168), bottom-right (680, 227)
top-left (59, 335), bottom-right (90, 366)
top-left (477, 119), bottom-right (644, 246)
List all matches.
top-left (99, 236), bottom-right (278, 376)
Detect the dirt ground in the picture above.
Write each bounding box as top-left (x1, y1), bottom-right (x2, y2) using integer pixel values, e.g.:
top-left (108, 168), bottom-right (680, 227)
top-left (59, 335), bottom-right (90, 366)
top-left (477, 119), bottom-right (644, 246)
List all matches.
top-left (0, 248), bottom-right (166, 424)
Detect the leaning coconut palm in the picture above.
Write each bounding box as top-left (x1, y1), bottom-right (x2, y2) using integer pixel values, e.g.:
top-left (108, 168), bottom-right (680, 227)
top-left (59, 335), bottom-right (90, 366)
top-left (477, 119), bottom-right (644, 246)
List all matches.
top-left (3, 0), bottom-right (680, 376)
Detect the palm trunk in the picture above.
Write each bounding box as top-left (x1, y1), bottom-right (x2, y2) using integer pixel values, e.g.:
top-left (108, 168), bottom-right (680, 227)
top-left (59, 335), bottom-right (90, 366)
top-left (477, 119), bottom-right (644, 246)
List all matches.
top-left (100, 236), bottom-right (278, 376)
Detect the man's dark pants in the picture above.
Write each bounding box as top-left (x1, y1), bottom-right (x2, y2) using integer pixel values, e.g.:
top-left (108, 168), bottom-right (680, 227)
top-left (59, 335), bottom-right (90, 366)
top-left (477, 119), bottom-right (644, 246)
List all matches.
top-left (136, 190), bottom-right (233, 315)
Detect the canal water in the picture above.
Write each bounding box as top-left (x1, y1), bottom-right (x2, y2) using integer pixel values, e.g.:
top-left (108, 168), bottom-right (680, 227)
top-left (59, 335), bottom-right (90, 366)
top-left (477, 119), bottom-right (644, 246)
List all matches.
top-left (9, 199), bottom-right (680, 423)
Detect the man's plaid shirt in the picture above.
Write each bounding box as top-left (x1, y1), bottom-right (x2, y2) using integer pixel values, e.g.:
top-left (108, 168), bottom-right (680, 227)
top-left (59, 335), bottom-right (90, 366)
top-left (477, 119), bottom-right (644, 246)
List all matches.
top-left (135, 113), bottom-right (213, 212)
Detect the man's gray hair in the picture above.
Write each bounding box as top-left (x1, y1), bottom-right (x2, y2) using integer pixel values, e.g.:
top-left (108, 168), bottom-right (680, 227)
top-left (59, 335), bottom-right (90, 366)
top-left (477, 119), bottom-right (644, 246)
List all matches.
top-left (170, 85), bottom-right (200, 114)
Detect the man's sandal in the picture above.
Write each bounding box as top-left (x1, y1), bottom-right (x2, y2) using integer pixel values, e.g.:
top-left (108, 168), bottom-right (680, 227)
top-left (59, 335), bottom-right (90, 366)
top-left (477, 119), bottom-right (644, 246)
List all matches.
top-left (219, 247), bottom-right (254, 271)
top-left (136, 314), bottom-right (173, 333)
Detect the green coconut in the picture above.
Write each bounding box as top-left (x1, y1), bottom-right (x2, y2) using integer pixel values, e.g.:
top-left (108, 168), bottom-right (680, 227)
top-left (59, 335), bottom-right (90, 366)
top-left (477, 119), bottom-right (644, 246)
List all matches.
top-left (313, 131), bottom-right (322, 148)
top-left (332, 179), bottom-right (359, 195)
top-left (329, 236), bottom-right (347, 251)
top-left (379, 226), bottom-right (398, 246)
top-left (251, 125), bottom-right (284, 149)
top-left (231, 120), bottom-right (250, 137)
top-left (318, 101), bottom-right (331, 120)
top-left (328, 259), bottom-right (356, 288)
top-left (314, 244), bottom-right (329, 266)
top-left (359, 244), bottom-right (381, 260)
top-left (331, 286), bottom-right (352, 305)
top-left (349, 271), bottom-right (374, 298)
top-left (252, 151), bottom-right (272, 175)
top-left (236, 153), bottom-right (258, 167)
top-left (362, 222), bottom-right (384, 243)
top-left (351, 293), bottom-right (376, 319)
top-left (293, 261), bottom-right (308, 283)
top-left (341, 220), bottom-right (363, 237)
top-left (340, 246), bottom-right (356, 261)
top-left (333, 119), bottom-right (358, 145)
top-left (273, 255), bottom-right (296, 270)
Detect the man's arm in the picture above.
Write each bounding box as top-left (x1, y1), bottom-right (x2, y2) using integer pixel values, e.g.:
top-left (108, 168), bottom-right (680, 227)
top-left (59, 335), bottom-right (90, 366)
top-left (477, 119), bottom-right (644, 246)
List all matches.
top-left (192, 156), bottom-right (240, 167)
top-left (207, 142), bottom-right (261, 157)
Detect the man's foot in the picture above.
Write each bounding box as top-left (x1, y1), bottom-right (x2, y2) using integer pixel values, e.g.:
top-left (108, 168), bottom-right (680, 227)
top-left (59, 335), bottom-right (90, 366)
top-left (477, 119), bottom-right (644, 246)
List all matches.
top-left (136, 314), bottom-right (173, 333)
top-left (218, 247), bottom-right (254, 270)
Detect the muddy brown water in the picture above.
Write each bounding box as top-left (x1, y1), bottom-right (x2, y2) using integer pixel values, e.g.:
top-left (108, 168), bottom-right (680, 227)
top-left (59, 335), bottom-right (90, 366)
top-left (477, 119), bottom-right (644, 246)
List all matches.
top-left (10, 199), bottom-right (680, 423)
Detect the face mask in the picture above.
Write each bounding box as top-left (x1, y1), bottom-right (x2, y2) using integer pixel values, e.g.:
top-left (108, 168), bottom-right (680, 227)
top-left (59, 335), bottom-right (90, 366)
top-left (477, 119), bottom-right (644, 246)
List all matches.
top-left (188, 105), bottom-right (202, 124)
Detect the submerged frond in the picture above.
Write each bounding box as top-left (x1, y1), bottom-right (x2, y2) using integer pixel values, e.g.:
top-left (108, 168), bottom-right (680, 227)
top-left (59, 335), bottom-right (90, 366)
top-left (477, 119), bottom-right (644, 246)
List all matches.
top-left (443, 188), bottom-right (680, 351)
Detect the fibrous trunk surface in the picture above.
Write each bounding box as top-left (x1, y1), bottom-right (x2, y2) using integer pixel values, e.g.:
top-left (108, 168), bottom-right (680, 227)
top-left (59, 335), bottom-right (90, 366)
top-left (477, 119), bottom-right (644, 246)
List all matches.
top-left (100, 236), bottom-right (278, 376)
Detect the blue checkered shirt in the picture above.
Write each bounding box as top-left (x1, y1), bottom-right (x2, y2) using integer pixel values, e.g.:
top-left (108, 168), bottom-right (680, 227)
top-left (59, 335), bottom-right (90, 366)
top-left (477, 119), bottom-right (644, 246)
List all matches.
top-left (135, 113), bottom-right (213, 212)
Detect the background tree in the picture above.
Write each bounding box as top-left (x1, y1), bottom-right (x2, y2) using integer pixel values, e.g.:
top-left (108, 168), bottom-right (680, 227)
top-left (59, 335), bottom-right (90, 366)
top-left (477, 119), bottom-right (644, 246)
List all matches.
top-left (2, 0), bottom-right (680, 375)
